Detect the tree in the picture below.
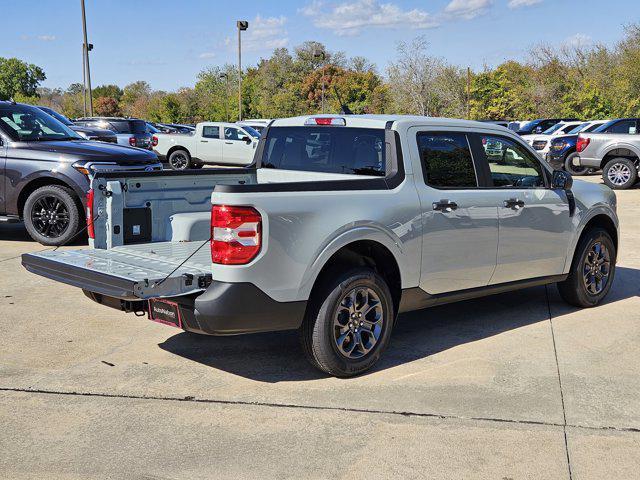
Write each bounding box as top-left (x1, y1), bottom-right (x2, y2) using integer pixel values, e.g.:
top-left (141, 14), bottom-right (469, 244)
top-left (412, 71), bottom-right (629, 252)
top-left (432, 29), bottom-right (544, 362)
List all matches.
top-left (93, 84), bottom-right (123, 102)
top-left (120, 81), bottom-right (152, 117)
top-left (94, 96), bottom-right (121, 116)
top-left (0, 57), bottom-right (46, 100)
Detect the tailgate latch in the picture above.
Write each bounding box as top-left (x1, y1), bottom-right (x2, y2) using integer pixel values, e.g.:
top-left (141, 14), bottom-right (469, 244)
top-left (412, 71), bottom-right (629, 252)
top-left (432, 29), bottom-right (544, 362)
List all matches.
top-left (198, 274), bottom-right (212, 289)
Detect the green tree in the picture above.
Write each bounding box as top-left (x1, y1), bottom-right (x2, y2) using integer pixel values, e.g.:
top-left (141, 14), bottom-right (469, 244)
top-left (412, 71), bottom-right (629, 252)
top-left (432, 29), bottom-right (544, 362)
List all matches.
top-left (0, 57), bottom-right (46, 100)
top-left (94, 96), bottom-right (121, 116)
top-left (93, 84), bottom-right (123, 102)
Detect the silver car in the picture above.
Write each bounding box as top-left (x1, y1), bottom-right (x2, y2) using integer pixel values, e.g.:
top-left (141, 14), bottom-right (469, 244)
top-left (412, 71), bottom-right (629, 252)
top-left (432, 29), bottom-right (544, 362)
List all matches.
top-left (74, 117), bottom-right (153, 150)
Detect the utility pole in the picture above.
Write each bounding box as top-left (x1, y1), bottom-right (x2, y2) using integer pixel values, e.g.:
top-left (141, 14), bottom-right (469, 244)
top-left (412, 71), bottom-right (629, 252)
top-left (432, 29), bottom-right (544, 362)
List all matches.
top-left (313, 48), bottom-right (326, 113)
top-left (236, 20), bottom-right (248, 121)
top-left (81, 0), bottom-right (93, 116)
top-left (466, 67), bottom-right (471, 120)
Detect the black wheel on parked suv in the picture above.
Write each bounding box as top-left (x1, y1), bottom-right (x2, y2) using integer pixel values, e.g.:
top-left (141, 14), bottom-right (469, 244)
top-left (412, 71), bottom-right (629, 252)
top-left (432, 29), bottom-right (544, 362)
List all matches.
top-left (557, 227), bottom-right (616, 308)
top-left (168, 149), bottom-right (192, 170)
top-left (602, 157), bottom-right (637, 190)
top-left (23, 185), bottom-right (82, 246)
top-left (300, 267), bottom-right (395, 377)
top-left (564, 152), bottom-right (589, 176)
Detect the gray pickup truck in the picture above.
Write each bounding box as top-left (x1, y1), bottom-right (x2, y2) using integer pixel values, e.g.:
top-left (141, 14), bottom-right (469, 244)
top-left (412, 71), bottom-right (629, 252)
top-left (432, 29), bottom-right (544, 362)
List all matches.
top-left (22, 115), bottom-right (619, 376)
top-left (576, 118), bottom-right (640, 189)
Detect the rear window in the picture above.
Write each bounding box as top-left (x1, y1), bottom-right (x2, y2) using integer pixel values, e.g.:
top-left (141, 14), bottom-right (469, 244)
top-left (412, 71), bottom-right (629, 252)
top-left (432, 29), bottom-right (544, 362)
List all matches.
top-left (108, 120), bottom-right (147, 134)
top-left (262, 127), bottom-right (386, 176)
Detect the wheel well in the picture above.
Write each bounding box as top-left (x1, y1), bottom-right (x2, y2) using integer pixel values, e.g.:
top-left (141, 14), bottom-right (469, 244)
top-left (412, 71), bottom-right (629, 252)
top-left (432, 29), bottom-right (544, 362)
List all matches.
top-left (17, 178), bottom-right (80, 218)
top-left (581, 214), bottom-right (618, 250)
top-left (310, 240), bottom-right (402, 314)
top-left (167, 146), bottom-right (190, 158)
top-left (600, 149), bottom-right (639, 169)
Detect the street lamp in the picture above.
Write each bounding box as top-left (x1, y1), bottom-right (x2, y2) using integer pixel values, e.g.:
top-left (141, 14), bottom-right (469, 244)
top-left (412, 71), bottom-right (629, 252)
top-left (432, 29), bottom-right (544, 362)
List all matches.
top-left (220, 73), bottom-right (230, 122)
top-left (80, 0), bottom-right (93, 116)
top-left (313, 48), bottom-right (326, 114)
top-left (237, 20), bottom-right (248, 121)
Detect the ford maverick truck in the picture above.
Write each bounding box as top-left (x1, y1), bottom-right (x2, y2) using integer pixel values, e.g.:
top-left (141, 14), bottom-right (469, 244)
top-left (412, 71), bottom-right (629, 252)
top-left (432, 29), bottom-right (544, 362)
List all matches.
top-left (22, 115), bottom-right (619, 376)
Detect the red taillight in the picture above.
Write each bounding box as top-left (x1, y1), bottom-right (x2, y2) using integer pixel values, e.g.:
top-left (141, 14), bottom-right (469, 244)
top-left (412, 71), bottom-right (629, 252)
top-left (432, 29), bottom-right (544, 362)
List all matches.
top-left (152, 135), bottom-right (158, 147)
top-left (86, 189), bottom-right (95, 239)
top-left (129, 136), bottom-right (136, 147)
top-left (576, 135), bottom-right (590, 153)
top-left (304, 117), bottom-right (346, 126)
top-left (211, 205), bottom-right (261, 265)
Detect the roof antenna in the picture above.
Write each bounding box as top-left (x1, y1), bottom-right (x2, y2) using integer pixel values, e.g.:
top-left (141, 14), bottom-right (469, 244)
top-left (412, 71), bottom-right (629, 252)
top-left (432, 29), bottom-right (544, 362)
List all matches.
top-left (333, 86), bottom-right (352, 115)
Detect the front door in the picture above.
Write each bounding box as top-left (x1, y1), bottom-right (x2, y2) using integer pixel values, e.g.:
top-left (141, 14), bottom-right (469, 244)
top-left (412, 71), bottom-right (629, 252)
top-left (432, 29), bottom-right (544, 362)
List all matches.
top-left (223, 127), bottom-right (255, 165)
top-left (197, 125), bottom-right (223, 164)
top-left (0, 135), bottom-right (6, 214)
top-left (412, 129), bottom-right (499, 295)
top-left (477, 133), bottom-right (573, 284)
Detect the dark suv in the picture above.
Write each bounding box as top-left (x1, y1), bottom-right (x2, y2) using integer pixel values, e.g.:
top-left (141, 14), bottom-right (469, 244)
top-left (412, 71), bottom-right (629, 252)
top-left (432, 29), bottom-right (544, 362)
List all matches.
top-left (37, 107), bottom-right (117, 143)
top-left (74, 117), bottom-right (153, 150)
top-left (517, 118), bottom-right (580, 135)
top-left (0, 102), bottom-right (161, 245)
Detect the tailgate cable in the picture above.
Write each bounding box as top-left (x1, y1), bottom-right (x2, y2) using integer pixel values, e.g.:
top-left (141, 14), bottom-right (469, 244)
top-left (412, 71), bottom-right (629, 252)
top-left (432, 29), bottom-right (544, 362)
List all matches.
top-left (151, 235), bottom-right (212, 289)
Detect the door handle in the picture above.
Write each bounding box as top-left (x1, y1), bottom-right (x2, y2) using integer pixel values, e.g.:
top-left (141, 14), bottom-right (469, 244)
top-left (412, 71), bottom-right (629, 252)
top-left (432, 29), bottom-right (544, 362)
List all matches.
top-left (432, 200), bottom-right (458, 212)
top-left (503, 198), bottom-right (525, 210)
top-left (200, 140), bottom-right (208, 143)
top-left (225, 141), bottom-right (233, 144)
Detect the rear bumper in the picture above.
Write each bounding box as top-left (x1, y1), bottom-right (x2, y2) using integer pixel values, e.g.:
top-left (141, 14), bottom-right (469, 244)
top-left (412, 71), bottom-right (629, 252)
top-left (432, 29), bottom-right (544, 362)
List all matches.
top-left (576, 156), bottom-right (600, 168)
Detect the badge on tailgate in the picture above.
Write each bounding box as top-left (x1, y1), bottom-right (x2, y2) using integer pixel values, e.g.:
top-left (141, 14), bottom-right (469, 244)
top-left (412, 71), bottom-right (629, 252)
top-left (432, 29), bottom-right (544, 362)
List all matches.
top-left (148, 298), bottom-right (182, 328)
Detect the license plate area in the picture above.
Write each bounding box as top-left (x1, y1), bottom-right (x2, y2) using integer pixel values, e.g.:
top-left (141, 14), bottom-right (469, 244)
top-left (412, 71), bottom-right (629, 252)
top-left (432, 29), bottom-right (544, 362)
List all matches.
top-left (148, 298), bottom-right (182, 328)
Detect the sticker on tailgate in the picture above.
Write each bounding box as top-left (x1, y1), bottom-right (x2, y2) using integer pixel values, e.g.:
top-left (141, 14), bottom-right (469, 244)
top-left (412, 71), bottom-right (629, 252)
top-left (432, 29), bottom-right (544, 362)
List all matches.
top-left (148, 299), bottom-right (182, 328)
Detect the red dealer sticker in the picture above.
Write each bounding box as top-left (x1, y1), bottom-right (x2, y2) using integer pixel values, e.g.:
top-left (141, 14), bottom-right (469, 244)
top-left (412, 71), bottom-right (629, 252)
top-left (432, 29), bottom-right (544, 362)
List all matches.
top-left (148, 299), bottom-right (182, 328)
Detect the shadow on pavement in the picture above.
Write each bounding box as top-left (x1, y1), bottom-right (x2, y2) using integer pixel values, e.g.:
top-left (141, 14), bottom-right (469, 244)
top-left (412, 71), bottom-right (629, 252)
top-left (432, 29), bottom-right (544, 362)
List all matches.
top-left (159, 266), bottom-right (639, 382)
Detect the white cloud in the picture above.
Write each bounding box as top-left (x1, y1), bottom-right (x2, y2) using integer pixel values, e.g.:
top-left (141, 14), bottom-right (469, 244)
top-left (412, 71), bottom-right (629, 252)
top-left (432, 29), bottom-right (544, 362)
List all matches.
top-left (300, 0), bottom-right (438, 36)
top-left (565, 33), bottom-right (592, 48)
top-left (508, 0), bottom-right (542, 8)
top-left (37, 35), bottom-right (56, 41)
top-left (198, 52), bottom-right (216, 59)
top-left (444, 0), bottom-right (493, 20)
top-left (243, 15), bottom-right (289, 51)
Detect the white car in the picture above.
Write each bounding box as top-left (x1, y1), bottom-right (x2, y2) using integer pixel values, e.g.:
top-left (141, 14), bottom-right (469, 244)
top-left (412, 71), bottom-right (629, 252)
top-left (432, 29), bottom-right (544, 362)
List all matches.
top-left (153, 122), bottom-right (261, 170)
top-left (522, 121), bottom-right (584, 157)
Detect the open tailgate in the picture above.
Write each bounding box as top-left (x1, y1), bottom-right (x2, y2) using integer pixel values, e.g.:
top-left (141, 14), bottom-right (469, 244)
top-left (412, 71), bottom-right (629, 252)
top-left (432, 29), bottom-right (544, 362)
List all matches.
top-left (21, 241), bottom-right (212, 300)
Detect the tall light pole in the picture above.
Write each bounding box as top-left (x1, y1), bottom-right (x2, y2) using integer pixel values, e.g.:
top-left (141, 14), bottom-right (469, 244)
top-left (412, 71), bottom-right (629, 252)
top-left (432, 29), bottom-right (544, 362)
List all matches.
top-left (313, 48), bottom-right (326, 114)
top-left (80, 0), bottom-right (93, 116)
top-left (236, 20), bottom-right (248, 121)
top-left (220, 73), bottom-right (230, 122)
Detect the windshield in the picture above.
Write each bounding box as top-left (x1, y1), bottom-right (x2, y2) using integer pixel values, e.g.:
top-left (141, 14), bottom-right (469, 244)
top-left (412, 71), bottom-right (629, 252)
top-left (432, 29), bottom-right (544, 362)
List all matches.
top-left (0, 104), bottom-right (81, 141)
top-left (567, 123), bottom-right (589, 135)
top-left (146, 123), bottom-right (160, 134)
top-left (262, 127), bottom-right (386, 176)
top-left (241, 125), bottom-right (261, 138)
top-left (519, 120), bottom-right (541, 132)
top-left (585, 122), bottom-right (604, 132)
top-left (38, 107), bottom-right (74, 126)
top-left (542, 123), bottom-right (564, 135)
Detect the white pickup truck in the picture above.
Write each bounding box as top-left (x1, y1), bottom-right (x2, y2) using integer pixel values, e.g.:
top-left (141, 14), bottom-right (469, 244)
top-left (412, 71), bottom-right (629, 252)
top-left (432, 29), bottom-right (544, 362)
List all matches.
top-left (22, 115), bottom-right (619, 377)
top-left (152, 122), bottom-right (261, 170)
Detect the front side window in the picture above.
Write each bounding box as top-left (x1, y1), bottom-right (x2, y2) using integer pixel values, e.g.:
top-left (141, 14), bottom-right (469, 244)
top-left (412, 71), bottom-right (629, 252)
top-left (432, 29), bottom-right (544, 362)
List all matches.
top-left (225, 127), bottom-right (240, 141)
top-left (417, 132), bottom-right (477, 188)
top-left (0, 104), bottom-right (81, 141)
top-left (262, 126), bottom-right (385, 176)
top-left (202, 126), bottom-right (219, 138)
top-left (481, 135), bottom-right (545, 188)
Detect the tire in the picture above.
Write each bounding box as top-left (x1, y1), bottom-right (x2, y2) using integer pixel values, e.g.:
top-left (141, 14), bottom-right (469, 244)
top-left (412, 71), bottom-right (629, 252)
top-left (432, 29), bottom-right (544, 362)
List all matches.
top-left (602, 157), bottom-right (637, 190)
top-left (557, 227), bottom-right (616, 308)
top-left (564, 152), bottom-right (589, 176)
top-left (23, 185), bottom-right (82, 246)
top-left (300, 268), bottom-right (395, 377)
top-left (168, 149), bottom-right (192, 170)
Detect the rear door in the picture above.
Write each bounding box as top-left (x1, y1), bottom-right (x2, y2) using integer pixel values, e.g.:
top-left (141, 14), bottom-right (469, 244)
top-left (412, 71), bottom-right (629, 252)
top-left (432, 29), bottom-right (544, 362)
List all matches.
top-left (197, 125), bottom-right (223, 163)
top-left (411, 128), bottom-right (499, 294)
top-left (223, 126), bottom-right (255, 165)
top-left (475, 133), bottom-right (572, 284)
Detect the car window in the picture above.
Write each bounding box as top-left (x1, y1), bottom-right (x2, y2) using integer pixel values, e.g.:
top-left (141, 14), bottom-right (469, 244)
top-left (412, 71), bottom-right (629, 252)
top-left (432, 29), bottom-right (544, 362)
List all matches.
top-left (202, 126), bottom-right (219, 139)
top-left (607, 120), bottom-right (636, 134)
top-left (584, 123), bottom-right (604, 133)
top-left (0, 104), bottom-right (81, 141)
top-left (481, 135), bottom-right (545, 188)
top-left (262, 126), bottom-right (385, 176)
top-left (417, 132), bottom-right (477, 188)
top-left (538, 120), bottom-right (558, 132)
top-left (543, 123), bottom-right (564, 135)
top-left (225, 127), bottom-right (241, 141)
top-left (560, 124), bottom-right (578, 133)
top-left (568, 123), bottom-right (589, 135)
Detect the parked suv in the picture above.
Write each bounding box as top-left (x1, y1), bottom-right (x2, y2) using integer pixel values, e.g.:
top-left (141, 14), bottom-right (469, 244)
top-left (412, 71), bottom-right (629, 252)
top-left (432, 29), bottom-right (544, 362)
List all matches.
top-left (37, 107), bottom-right (117, 143)
top-left (23, 115), bottom-right (619, 376)
top-left (517, 118), bottom-right (579, 136)
top-left (74, 117), bottom-right (153, 150)
top-left (0, 102), bottom-right (161, 245)
top-left (547, 121), bottom-right (607, 174)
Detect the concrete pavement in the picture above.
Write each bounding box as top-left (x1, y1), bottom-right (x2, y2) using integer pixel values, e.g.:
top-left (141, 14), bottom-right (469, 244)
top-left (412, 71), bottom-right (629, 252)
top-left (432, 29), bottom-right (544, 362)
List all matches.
top-left (1, 175), bottom-right (639, 479)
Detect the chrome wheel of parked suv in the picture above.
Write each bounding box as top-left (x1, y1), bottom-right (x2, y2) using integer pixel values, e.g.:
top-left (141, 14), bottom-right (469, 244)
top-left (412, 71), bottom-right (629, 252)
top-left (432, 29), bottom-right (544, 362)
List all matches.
top-left (301, 268), bottom-right (394, 377)
top-left (603, 158), bottom-right (637, 190)
top-left (558, 228), bottom-right (616, 307)
top-left (168, 149), bottom-right (192, 170)
top-left (23, 185), bottom-right (81, 246)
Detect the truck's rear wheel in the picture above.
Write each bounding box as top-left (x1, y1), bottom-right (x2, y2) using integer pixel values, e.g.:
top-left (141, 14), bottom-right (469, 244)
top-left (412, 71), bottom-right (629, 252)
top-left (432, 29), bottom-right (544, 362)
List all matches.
top-left (300, 268), bottom-right (395, 377)
top-left (168, 149), bottom-right (192, 170)
top-left (602, 158), bottom-right (637, 189)
top-left (23, 185), bottom-right (81, 246)
top-left (564, 152), bottom-right (589, 176)
top-left (557, 227), bottom-right (616, 307)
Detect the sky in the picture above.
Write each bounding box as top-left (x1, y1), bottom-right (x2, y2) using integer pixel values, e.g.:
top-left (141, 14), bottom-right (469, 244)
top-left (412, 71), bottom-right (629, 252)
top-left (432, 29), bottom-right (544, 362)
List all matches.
top-left (2, 0), bottom-right (638, 91)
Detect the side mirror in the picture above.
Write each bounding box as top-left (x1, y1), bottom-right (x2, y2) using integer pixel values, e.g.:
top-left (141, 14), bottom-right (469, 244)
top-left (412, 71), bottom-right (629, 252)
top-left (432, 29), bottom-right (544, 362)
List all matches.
top-left (552, 169), bottom-right (573, 191)
top-left (243, 136), bottom-right (252, 144)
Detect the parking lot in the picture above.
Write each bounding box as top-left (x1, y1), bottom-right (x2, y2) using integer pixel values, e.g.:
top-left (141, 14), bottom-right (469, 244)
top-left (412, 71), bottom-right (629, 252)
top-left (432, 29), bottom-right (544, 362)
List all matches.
top-left (0, 175), bottom-right (638, 479)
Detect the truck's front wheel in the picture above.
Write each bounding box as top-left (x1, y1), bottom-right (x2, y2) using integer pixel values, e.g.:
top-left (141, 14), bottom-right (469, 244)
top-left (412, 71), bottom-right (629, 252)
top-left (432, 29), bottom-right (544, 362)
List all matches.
top-left (168, 149), bottom-right (192, 170)
top-left (300, 268), bottom-right (395, 377)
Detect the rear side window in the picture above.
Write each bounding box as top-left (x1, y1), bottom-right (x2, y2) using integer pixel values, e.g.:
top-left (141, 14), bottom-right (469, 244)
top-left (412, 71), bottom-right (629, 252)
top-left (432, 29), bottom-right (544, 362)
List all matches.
top-left (262, 127), bottom-right (385, 176)
top-left (607, 120), bottom-right (636, 134)
top-left (417, 132), bottom-right (477, 188)
top-left (107, 120), bottom-right (147, 134)
top-left (202, 126), bottom-right (219, 138)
